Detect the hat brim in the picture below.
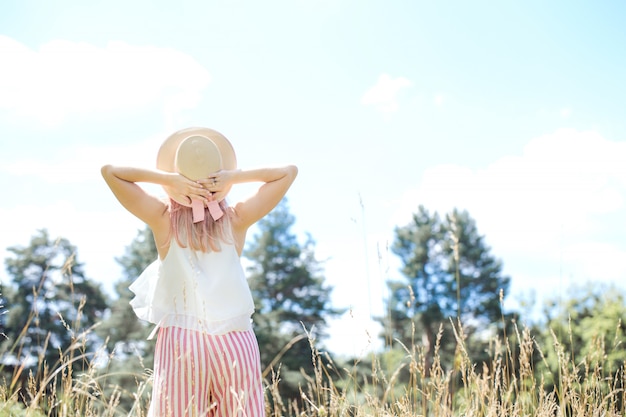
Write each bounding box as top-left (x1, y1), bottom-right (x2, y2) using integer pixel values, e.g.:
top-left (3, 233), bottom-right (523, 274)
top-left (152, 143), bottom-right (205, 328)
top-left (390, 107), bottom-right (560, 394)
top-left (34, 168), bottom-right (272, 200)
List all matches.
top-left (156, 127), bottom-right (237, 206)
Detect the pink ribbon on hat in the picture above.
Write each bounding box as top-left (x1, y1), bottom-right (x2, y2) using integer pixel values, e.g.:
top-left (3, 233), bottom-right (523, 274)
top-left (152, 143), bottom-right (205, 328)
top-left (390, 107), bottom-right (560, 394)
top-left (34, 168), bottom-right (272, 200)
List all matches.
top-left (191, 199), bottom-right (224, 223)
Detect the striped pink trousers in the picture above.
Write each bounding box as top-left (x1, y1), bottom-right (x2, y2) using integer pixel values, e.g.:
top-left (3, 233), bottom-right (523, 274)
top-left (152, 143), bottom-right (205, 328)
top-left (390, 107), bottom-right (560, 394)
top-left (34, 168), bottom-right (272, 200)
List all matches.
top-left (149, 327), bottom-right (265, 417)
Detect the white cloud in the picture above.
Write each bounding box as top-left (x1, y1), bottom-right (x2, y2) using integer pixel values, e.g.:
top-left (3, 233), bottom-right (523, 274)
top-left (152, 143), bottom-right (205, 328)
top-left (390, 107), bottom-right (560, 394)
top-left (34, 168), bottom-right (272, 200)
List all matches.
top-left (0, 36), bottom-right (210, 126)
top-left (1, 131), bottom-right (171, 183)
top-left (390, 128), bottom-right (626, 291)
top-left (361, 73), bottom-right (412, 114)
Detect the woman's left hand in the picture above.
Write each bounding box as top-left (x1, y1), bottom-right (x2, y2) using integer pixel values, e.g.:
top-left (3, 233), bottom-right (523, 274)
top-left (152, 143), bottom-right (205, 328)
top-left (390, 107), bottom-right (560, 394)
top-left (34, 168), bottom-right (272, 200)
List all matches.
top-left (198, 170), bottom-right (237, 200)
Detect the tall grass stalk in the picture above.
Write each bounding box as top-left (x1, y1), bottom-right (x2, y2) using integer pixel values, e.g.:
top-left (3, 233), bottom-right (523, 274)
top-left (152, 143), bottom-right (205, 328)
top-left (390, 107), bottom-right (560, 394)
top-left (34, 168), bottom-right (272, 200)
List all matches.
top-left (1, 306), bottom-right (624, 416)
top-left (0, 310), bottom-right (626, 417)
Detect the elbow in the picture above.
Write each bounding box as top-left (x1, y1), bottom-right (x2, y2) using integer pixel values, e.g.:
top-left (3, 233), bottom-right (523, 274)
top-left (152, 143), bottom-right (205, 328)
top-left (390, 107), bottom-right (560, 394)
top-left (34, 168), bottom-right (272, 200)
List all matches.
top-left (101, 164), bottom-right (122, 183)
top-left (287, 164), bottom-right (298, 180)
top-left (101, 164), bottom-right (113, 179)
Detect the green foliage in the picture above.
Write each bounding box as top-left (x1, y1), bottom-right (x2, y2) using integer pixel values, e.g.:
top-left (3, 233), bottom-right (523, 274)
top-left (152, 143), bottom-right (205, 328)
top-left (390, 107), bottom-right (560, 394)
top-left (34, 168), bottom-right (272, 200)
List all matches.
top-left (535, 283), bottom-right (626, 391)
top-left (1, 229), bottom-right (108, 381)
top-left (2, 207), bottom-right (625, 416)
top-left (1, 222), bottom-right (625, 415)
top-left (382, 206), bottom-right (510, 373)
top-left (97, 226), bottom-right (155, 357)
top-left (95, 225), bottom-right (157, 413)
top-left (0, 401), bottom-right (45, 417)
top-left (244, 198), bottom-right (342, 400)
top-left (1, 313), bottom-right (625, 416)
top-left (0, 284), bottom-right (10, 340)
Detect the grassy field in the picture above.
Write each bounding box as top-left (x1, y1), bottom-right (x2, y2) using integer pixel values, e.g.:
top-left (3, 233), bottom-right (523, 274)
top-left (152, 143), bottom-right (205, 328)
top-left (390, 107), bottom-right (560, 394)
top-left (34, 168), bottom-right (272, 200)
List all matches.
top-left (1, 317), bottom-right (624, 417)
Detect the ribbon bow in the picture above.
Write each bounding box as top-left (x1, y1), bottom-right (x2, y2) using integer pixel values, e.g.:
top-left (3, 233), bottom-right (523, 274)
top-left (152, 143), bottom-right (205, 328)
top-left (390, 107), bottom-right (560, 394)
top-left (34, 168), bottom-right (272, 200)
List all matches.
top-left (191, 199), bottom-right (223, 223)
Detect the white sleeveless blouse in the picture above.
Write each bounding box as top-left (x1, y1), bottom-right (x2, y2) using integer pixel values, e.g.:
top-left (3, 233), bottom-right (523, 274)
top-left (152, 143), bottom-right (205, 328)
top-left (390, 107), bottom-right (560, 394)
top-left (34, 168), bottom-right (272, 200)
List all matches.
top-left (129, 241), bottom-right (255, 338)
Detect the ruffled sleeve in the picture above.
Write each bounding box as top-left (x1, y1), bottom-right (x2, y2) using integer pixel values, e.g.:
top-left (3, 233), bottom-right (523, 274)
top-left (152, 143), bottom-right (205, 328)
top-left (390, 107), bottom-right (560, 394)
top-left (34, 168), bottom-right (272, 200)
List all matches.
top-left (128, 259), bottom-right (161, 324)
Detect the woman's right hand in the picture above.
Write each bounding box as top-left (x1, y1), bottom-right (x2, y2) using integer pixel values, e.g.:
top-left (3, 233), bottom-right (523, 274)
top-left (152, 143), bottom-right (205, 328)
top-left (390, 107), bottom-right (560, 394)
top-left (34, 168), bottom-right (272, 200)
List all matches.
top-left (164, 173), bottom-right (211, 205)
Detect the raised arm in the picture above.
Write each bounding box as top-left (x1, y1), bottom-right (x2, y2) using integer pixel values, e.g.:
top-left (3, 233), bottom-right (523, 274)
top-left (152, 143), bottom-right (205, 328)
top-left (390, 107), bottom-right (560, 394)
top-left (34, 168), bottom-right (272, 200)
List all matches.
top-left (101, 165), bottom-right (210, 230)
top-left (204, 165), bottom-right (298, 233)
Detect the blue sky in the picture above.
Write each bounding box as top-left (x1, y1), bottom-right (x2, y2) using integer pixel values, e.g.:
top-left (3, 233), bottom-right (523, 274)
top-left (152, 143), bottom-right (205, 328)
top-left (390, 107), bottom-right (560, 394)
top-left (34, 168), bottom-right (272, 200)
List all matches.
top-left (1, 1), bottom-right (626, 356)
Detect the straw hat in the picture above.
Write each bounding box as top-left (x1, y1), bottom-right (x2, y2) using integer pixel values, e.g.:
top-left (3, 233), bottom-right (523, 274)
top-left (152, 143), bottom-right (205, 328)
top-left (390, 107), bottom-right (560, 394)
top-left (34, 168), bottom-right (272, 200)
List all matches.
top-left (156, 127), bottom-right (237, 221)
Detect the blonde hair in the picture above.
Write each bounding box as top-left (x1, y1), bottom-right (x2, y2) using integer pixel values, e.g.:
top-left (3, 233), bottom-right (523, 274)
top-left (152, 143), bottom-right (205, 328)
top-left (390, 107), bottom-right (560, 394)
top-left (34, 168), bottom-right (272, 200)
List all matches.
top-left (169, 199), bottom-right (233, 252)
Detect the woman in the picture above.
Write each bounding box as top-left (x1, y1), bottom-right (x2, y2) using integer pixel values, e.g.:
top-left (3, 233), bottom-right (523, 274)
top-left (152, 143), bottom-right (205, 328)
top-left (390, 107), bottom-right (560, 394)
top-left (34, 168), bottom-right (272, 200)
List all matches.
top-left (101, 127), bottom-right (297, 417)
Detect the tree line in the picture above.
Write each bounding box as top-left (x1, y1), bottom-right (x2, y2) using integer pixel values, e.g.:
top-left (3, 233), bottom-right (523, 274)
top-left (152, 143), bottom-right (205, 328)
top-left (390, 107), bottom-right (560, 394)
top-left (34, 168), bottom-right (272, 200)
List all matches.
top-left (1, 199), bottom-right (625, 412)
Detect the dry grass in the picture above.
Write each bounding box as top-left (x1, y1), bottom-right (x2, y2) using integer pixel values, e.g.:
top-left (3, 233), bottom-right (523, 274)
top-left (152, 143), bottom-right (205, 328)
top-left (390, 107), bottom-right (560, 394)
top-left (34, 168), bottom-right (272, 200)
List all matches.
top-left (2, 314), bottom-right (624, 417)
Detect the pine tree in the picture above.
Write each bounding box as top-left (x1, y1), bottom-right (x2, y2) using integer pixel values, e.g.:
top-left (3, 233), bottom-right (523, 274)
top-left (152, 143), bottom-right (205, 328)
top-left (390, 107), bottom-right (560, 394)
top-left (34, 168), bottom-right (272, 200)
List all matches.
top-left (383, 206), bottom-right (510, 372)
top-left (1, 229), bottom-right (107, 381)
top-left (244, 198), bottom-right (340, 399)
